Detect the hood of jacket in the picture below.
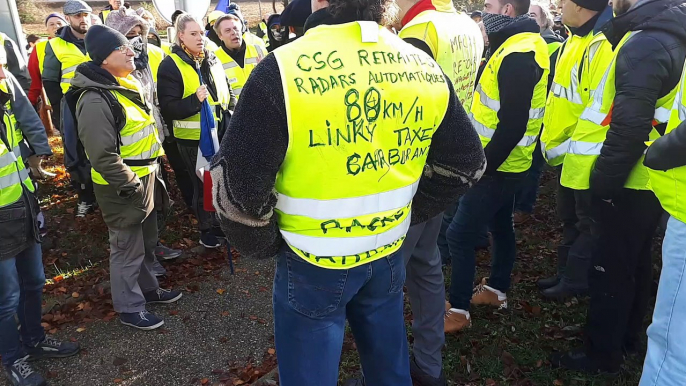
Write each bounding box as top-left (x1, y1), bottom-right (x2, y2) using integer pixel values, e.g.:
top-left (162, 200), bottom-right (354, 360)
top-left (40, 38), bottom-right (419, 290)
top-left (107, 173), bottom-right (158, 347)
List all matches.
top-left (487, 17), bottom-right (541, 55)
top-left (603, 0), bottom-right (686, 48)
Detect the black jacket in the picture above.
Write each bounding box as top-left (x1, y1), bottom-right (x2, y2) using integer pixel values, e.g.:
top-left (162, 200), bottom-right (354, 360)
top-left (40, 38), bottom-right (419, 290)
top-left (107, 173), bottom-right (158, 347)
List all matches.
top-left (645, 119), bottom-right (686, 171)
top-left (590, 0), bottom-right (686, 199)
top-left (480, 18), bottom-right (545, 175)
top-left (156, 45), bottom-right (237, 145)
top-left (210, 8), bottom-right (486, 259)
top-left (2, 36), bottom-right (31, 93)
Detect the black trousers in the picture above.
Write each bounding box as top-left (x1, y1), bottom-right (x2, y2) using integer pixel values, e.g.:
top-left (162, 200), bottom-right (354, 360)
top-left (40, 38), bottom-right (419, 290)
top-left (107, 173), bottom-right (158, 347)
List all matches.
top-left (161, 139), bottom-right (194, 210)
top-left (585, 189), bottom-right (662, 366)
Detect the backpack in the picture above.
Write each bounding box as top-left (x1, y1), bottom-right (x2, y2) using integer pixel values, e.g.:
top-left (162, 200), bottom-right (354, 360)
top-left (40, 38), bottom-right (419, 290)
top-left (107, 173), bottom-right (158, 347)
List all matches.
top-left (60, 86), bottom-right (125, 184)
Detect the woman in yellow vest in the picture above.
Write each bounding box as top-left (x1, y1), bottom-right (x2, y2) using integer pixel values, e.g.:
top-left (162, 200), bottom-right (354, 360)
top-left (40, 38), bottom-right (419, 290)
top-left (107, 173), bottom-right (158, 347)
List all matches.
top-left (157, 14), bottom-right (236, 249)
top-left (210, 0), bottom-right (486, 383)
top-left (72, 25), bottom-right (182, 331)
top-left (213, 13), bottom-right (266, 100)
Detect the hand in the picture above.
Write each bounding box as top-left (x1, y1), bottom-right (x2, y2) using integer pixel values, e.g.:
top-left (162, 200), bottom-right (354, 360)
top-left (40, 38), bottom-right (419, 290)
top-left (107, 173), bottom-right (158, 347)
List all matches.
top-left (196, 85), bottom-right (209, 103)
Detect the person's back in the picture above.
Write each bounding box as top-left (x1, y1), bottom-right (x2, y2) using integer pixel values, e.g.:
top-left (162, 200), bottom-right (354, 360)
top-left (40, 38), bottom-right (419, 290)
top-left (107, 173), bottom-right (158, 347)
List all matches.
top-left (211, 0), bottom-right (486, 383)
top-left (399, 0), bottom-right (483, 112)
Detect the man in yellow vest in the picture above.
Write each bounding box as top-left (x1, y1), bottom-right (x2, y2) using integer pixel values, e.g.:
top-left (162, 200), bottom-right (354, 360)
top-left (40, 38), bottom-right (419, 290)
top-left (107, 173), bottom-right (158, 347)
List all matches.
top-left (537, 0), bottom-right (613, 300)
top-left (99, 0), bottom-right (122, 23)
top-left (444, 0), bottom-right (548, 332)
top-left (511, 1), bottom-right (564, 225)
top-left (43, 0), bottom-right (96, 218)
top-left (210, 0), bottom-right (486, 383)
top-left (394, 0), bottom-right (484, 383)
top-left (551, 0), bottom-right (686, 374)
top-left (213, 13), bottom-right (266, 100)
top-left (71, 25), bottom-right (183, 331)
top-left (642, 68), bottom-right (686, 386)
top-left (0, 47), bottom-right (80, 386)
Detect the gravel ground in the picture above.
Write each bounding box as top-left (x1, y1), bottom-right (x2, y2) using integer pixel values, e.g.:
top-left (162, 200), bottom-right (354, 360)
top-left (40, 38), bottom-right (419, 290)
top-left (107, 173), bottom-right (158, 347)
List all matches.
top-left (0, 258), bottom-right (276, 386)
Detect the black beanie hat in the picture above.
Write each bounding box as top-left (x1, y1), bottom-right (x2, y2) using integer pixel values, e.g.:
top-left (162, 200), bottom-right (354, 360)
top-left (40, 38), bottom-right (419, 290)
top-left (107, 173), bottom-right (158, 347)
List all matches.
top-left (571, 0), bottom-right (608, 12)
top-left (85, 25), bottom-right (130, 65)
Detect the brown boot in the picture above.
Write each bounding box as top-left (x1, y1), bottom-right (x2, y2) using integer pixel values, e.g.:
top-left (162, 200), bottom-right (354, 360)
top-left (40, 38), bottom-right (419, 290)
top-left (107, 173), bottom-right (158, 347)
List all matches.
top-left (471, 284), bottom-right (508, 310)
top-left (513, 211), bottom-right (531, 225)
top-left (444, 309), bottom-right (471, 333)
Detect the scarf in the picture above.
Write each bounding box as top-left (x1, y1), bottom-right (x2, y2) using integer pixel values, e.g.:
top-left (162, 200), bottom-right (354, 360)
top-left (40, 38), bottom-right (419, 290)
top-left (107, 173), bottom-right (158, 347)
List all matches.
top-left (181, 41), bottom-right (205, 67)
top-left (482, 13), bottom-right (531, 35)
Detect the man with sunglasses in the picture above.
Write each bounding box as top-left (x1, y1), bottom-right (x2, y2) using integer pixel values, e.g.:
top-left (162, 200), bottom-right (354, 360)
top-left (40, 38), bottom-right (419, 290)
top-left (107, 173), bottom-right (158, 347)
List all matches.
top-left (69, 25), bottom-right (182, 331)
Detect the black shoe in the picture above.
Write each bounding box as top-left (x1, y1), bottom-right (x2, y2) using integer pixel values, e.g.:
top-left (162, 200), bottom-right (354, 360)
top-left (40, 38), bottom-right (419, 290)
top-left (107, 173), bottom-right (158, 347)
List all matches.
top-left (537, 275), bottom-right (560, 290)
top-left (4, 356), bottom-right (46, 386)
top-left (541, 281), bottom-right (588, 301)
top-left (25, 335), bottom-right (80, 360)
top-left (200, 231), bottom-right (222, 249)
top-left (550, 347), bottom-right (620, 375)
top-left (410, 355), bottom-right (446, 386)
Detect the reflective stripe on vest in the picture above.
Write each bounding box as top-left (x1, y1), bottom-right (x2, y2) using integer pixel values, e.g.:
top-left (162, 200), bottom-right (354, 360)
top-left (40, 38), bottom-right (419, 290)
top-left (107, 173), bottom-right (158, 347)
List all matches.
top-left (648, 65), bottom-right (686, 222)
top-left (49, 37), bottom-right (89, 93)
top-left (86, 77), bottom-right (165, 185)
top-left (169, 53), bottom-right (232, 140)
top-left (272, 21), bottom-right (451, 269)
top-left (561, 31), bottom-right (679, 190)
top-left (214, 43), bottom-right (264, 100)
top-left (471, 32), bottom-right (550, 173)
top-left (540, 31), bottom-right (594, 166)
top-left (400, 10), bottom-right (483, 112)
top-left (0, 80), bottom-right (35, 207)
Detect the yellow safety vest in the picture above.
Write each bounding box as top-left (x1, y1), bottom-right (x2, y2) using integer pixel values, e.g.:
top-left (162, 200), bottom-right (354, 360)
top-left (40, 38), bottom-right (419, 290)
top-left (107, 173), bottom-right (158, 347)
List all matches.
top-left (86, 77), bottom-right (165, 185)
top-left (147, 43), bottom-right (165, 85)
top-left (400, 9), bottom-right (483, 112)
top-left (561, 31), bottom-right (677, 190)
top-left (101, 10), bottom-right (111, 23)
top-left (647, 65), bottom-right (686, 222)
top-left (168, 53), bottom-right (232, 141)
top-left (161, 42), bottom-right (172, 55)
top-left (243, 32), bottom-right (268, 53)
top-left (0, 80), bottom-right (35, 208)
top-left (547, 41), bottom-right (562, 56)
top-left (272, 21), bottom-right (450, 269)
top-left (213, 43), bottom-right (265, 99)
top-left (258, 22), bottom-right (269, 47)
top-left (471, 32), bottom-right (550, 173)
top-left (541, 31), bottom-right (594, 166)
top-left (35, 39), bottom-right (50, 74)
top-left (49, 37), bottom-right (90, 94)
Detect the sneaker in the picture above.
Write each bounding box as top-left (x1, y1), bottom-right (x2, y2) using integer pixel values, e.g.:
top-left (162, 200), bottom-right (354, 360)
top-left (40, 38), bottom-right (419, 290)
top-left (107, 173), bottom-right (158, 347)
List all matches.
top-left (410, 355), bottom-right (446, 386)
top-left (144, 288), bottom-right (182, 304)
top-left (120, 310), bottom-right (164, 330)
top-left (4, 356), bottom-right (46, 386)
top-left (154, 243), bottom-right (182, 261)
top-left (471, 283), bottom-right (508, 310)
top-left (444, 308), bottom-right (471, 333)
top-left (25, 335), bottom-right (80, 360)
top-left (75, 201), bottom-right (95, 218)
top-left (200, 230), bottom-right (221, 249)
top-left (550, 347), bottom-right (620, 375)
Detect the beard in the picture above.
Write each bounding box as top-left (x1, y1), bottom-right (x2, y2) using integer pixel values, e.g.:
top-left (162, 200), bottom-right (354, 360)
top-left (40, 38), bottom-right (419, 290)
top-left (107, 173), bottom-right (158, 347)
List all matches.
top-left (613, 0), bottom-right (632, 15)
top-left (71, 23), bottom-right (89, 34)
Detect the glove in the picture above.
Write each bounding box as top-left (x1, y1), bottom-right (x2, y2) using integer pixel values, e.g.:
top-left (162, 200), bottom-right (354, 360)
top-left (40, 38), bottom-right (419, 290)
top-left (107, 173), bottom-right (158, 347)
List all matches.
top-left (27, 155), bottom-right (56, 179)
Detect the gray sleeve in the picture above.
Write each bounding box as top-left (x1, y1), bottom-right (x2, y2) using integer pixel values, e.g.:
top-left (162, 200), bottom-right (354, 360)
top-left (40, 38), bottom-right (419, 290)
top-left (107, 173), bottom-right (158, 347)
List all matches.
top-left (7, 73), bottom-right (52, 156)
top-left (76, 91), bottom-right (140, 194)
top-left (4, 38), bottom-right (30, 93)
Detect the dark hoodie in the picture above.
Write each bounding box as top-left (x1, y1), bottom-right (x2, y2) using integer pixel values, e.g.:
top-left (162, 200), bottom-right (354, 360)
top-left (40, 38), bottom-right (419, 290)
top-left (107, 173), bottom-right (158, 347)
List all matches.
top-left (590, 0), bottom-right (686, 199)
top-left (156, 45), bottom-right (237, 146)
top-left (210, 8), bottom-right (486, 259)
top-left (479, 18), bottom-right (545, 175)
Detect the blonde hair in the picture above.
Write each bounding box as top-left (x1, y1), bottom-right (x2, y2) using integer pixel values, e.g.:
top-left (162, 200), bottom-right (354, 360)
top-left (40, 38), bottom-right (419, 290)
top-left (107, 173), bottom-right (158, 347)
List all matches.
top-left (531, 1), bottom-right (554, 29)
top-left (174, 13), bottom-right (203, 45)
top-left (213, 14), bottom-right (242, 34)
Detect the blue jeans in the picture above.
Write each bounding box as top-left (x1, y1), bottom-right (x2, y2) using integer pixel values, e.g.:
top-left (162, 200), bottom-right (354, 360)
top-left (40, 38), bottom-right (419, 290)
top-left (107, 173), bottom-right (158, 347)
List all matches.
top-left (640, 216), bottom-right (686, 386)
top-left (514, 141), bottom-right (544, 214)
top-left (447, 173), bottom-right (526, 310)
top-left (0, 242), bottom-right (46, 366)
top-left (273, 246), bottom-right (411, 386)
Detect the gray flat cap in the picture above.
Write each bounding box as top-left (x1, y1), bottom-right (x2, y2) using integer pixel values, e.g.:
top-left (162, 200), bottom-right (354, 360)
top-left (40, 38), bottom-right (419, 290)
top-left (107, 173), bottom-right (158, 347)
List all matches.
top-left (64, 0), bottom-right (92, 15)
